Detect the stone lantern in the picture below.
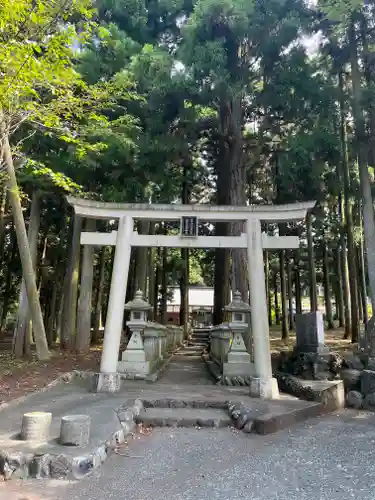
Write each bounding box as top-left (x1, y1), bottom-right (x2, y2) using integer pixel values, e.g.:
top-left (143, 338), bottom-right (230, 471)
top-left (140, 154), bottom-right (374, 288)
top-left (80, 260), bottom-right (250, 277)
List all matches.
top-left (223, 291), bottom-right (253, 378)
top-left (125, 289), bottom-right (152, 328)
top-left (117, 290), bottom-right (153, 376)
top-left (224, 291), bottom-right (251, 330)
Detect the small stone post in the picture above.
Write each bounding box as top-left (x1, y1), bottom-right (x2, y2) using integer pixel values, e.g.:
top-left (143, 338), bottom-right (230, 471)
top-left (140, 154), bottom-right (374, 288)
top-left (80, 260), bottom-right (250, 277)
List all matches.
top-left (60, 415), bottom-right (91, 447)
top-left (21, 412), bottom-right (52, 441)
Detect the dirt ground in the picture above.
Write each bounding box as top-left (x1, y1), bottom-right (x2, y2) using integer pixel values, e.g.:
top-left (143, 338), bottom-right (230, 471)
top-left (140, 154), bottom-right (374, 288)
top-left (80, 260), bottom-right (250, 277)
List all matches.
top-left (0, 349), bottom-right (100, 407)
top-left (270, 325), bottom-right (357, 355)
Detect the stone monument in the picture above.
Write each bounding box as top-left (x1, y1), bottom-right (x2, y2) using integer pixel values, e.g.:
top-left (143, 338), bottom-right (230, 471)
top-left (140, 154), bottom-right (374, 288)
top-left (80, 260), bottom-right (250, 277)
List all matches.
top-left (279, 311), bottom-right (341, 380)
top-left (295, 311), bottom-right (328, 354)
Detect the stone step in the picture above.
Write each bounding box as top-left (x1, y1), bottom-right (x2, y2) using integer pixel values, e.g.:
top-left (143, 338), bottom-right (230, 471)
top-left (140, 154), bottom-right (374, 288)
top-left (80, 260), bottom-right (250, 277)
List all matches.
top-left (177, 352), bottom-right (203, 358)
top-left (135, 407), bottom-right (232, 428)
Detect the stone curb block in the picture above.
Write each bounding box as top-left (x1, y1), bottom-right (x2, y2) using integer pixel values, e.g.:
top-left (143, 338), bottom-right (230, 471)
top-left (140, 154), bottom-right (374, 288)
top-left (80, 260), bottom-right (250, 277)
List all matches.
top-left (145, 354), bottom-right (174, 383)
top-left (0, 397), bottom-right (142, 481)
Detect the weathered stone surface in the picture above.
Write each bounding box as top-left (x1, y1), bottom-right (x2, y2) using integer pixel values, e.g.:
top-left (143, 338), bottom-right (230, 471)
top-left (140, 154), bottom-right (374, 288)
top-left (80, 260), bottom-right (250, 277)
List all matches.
top-left (343, 355), bottom-right (364, 371)
top-left (340, 369), bottom-right (362, 391)
top-left (21, 412), bottom-right (52, 441)
top-left (361, 370), bottom-right (375, 395)
top-left (95, 445), bottom-right (107, 464)
top-left (117, 409), bottom-right (134, 422)
top-left (92, 372), bottom-right (121, 393)
top-left (50, 454), bottom-right (71, 479)
top-left (111, 429), bottom-right (125, 447)
top-left (29, 453), bottom-right (51, 478)
top-left (367, 357), bottom-right (375, 371)
top-left (243, 420), bottom-right (254, 433)
top-left (71, 456), bottom-right (94, 478)
top-left (363, 392), bottom-right (375, 409)
top-left (60, 415), bottom-right (91, 447)
top-left (132, 399), bottom-right (144, 416)
top-left (359, 315), bottom-right (375, 354)
top-left (10, 464), bottom-right (28, 480)
top-left (295, 312), bottom-right (327, 353)
top-left (235, 412), bottom-right (252, 430)
top-left (346, 391), bottom-right (363, 409)
top-left (278, 350), bottom-right (343, 381)
top-left (121, 420), bottom-right (135, 435)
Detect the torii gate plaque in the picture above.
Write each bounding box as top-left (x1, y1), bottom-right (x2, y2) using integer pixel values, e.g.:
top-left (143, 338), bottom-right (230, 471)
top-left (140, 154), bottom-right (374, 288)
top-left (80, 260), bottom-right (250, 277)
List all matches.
top-left (67, 197), bottom-right (315, 399)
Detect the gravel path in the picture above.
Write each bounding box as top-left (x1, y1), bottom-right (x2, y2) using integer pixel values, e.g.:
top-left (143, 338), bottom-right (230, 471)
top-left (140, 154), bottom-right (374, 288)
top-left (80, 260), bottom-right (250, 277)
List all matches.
top-left (3, 409), bottom-right (375, 500)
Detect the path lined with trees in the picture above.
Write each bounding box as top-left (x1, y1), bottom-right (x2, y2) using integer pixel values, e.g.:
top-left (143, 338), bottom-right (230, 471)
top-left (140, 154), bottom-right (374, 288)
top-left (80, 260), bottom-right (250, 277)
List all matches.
top-left (0, 0), bottom-right (374, 368)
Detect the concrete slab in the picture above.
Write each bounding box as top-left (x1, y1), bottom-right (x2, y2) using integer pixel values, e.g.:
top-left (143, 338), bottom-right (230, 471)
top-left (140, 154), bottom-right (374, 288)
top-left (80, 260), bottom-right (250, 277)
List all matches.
top-left (0, 383), bottom-right (137, 480)
top-left (0, 395), bottom-right (121, 459)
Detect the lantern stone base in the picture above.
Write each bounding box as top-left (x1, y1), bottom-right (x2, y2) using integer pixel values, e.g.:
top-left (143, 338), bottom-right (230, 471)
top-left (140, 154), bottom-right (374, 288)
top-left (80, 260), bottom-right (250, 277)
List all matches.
top-left (249, 376), bottom-right (280, 400)
top-left (223, 353), bottom-right (256, 378)
top-left (92, 372), bottom-right (121, 393)
top-left (118, 330), bottom-right (150, 377)
top-left (117, 360), bottom-right (150, 377)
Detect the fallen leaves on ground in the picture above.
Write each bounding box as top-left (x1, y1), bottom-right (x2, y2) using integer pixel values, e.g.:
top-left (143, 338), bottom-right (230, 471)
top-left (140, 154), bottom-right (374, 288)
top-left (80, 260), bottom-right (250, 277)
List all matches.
top-left (0, 349), bottom-right (101, 406)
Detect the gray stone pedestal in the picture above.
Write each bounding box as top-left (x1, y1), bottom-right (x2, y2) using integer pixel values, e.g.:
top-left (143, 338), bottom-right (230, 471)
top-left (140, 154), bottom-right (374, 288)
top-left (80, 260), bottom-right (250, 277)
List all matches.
top-left (92, 372), bottom-right (121, 393)
top-left (250, 377), bottom-right (280, 399)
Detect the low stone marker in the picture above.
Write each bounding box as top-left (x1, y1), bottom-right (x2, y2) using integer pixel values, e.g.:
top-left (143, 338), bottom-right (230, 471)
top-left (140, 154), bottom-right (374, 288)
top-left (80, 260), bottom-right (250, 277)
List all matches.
top-left (295, 311), bottom-right (328, 354)
top-left (60, 415), bottom-right (91, 447)
top-left (21, 412), bottom-right (52, 441)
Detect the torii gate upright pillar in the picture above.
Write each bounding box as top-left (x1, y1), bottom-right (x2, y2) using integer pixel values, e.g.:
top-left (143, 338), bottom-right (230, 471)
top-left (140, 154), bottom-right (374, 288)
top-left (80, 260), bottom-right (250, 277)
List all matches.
top-left (247, 218), bottom-right (277, 398)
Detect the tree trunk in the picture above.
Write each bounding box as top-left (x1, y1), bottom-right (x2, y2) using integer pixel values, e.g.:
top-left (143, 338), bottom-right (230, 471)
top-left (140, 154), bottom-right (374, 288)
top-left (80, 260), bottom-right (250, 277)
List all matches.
top-left (360, 13), bottom-right (375, 167)
top-left (323, 245), bottom-right (334, 329)
top-left (76, 219), bottom-right (95, 353)
top-left (339, 68), bottom-right (359, 342)
top-left (341, 243), bottom-right (352, 339)
top-left (154, 247), bottom-right (161, 320)
top-left (286, 253), bottom-right (294, 330)
top-left (135, 221), bottom-right (149, 294)
top-left (160, 247), bottom-right (168, 325)
top-left (148, 222), bottom-right (156, 320)
top-left (294, 251), bottom-right (302, 316)
top-left (61, 214), bottom-right (82, 350)
top-left (306, 212), bottom-right (317, 312)
top-left (13, 191), bottom-right (41, 357)
top-left (265, 251), bottom-right (272, 326)
top-left (180, 165), bottom-right (190, 334)
top-left (274, 271), bottom-right (280, 325)
top-left (335, 245), bottom-right (345, 328)
top-left (46, 280), bottom-right (58, 347)
top-left (279, 250), bottom-right (289, 341)
top-left (1, 226), bottom-right (17, 331)
top-left (2, 136), bottom-right (50, 360)
top-left (349, 19), bottom-right (375, 315)
top-left (214, 119), bottom-right (231, 325)
top-left (358, 241), bottom-right (369, 326)
top-left (92, 247), bottom-right (106, 344)
top-left (223, 96), bottom-right (247, 302)
top-left (0, 187), bottom-right (7, 263)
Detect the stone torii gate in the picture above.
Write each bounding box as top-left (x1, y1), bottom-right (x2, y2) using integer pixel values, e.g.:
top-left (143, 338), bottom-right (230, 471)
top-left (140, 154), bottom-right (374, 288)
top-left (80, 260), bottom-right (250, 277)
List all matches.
top-left (67, 196), bottom-right (315, 399)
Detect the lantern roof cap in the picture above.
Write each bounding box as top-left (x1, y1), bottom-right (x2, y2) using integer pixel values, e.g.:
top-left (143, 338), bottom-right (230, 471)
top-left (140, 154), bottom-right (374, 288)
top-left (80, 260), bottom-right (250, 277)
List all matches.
top-left (224, 291), bottom-right (251, 312)
top-left (124, 290), bottom-right (153, 311)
